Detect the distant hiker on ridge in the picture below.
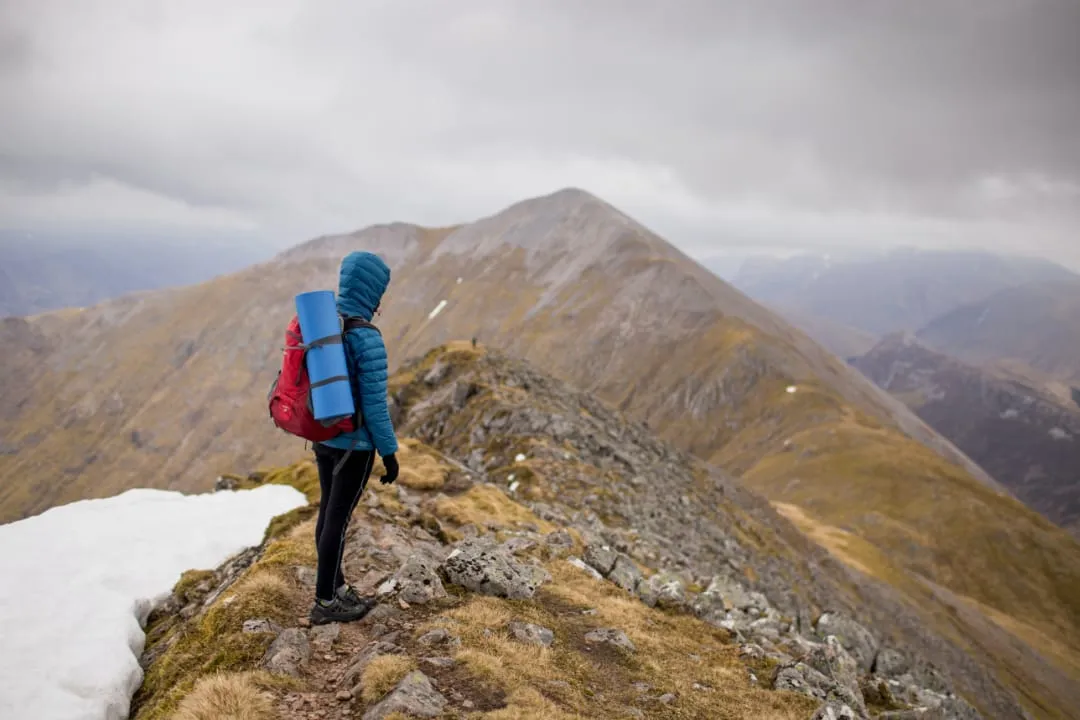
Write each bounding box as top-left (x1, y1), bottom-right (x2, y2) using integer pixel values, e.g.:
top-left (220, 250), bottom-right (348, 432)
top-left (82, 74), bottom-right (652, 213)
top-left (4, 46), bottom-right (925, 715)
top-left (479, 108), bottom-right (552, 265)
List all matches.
top-left (310, 251), bottom-right (400, 625)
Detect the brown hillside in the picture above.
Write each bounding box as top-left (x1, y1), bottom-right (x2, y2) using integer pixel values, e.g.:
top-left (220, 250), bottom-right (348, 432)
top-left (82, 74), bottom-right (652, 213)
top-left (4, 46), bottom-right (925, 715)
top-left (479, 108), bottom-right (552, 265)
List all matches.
top-left (2, 189), bottom-right (1079, 717)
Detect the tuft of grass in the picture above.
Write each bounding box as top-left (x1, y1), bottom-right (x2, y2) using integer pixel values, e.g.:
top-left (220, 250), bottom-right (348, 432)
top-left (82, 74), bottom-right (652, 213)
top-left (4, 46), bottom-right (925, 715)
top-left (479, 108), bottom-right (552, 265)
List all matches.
top-left (434, 484), bottom-right (554, 533)
top-left (360, 655), bottom-right (417, 703)
top-left (171, 672), bottom-right (275, 720)
top-left (374, 439), bottom-right (449, 491)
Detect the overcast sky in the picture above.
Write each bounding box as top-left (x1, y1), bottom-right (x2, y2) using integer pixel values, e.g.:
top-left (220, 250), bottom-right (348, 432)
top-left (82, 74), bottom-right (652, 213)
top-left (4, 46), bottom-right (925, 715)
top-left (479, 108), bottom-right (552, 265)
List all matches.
top-left (2, 0), bottom-right (1078, 268)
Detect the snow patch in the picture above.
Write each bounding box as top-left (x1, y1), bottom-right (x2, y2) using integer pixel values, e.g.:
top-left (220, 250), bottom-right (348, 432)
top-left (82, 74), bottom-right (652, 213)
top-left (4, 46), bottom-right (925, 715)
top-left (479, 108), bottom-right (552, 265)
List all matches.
top-left (456, 277), bottom-right (463, 284)
top-left (0, 485), bottom-right (306, 720)
top-left (427, 300), bottom-right (448, 320)
top-left (786, 386), bottom-right (798, 394)
top-left (514, 453), bottom-right (526, 463)
top-left (1000, 408), bottom-right (1020, 420)
top-left (508, 481), bottom-right (520, 493)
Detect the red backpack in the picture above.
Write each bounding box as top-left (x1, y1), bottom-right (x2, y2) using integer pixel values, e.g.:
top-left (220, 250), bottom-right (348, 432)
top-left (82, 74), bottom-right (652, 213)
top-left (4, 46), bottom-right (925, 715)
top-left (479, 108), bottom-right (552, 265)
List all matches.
top-left (267, 315), bottom-right (378, 442)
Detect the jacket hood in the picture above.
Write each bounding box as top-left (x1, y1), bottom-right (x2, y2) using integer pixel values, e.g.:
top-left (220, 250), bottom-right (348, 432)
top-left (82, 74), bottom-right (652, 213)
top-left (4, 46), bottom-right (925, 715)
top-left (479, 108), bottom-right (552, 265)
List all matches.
top-left (337, 251), bottom-right (391, 320)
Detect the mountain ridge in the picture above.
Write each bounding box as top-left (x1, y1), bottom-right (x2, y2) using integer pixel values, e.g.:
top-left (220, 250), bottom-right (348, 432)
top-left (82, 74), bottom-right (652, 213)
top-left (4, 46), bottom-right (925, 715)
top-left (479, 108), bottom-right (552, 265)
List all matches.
top-left (2, 188), bottom-right (1078, 718)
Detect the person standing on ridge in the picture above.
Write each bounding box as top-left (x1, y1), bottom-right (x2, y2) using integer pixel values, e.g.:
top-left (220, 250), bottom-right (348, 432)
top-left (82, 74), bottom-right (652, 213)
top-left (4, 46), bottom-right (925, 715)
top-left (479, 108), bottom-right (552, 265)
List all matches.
top-left (309, 251), bottom-right (400, 625)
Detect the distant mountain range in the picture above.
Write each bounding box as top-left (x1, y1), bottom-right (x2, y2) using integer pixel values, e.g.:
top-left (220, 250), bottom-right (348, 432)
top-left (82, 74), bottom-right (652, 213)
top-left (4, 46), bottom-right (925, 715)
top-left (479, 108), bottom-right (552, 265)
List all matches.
top-left (729, 247), bottom-right (1077, 337)
top-left (0, 232), bottom-right (266, 317)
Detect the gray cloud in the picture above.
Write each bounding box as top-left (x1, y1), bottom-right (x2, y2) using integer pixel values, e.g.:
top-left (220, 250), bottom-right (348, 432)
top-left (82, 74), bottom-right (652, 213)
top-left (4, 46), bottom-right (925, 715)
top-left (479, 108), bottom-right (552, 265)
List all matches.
top-left (1, 0), bottom-right (1078, 268)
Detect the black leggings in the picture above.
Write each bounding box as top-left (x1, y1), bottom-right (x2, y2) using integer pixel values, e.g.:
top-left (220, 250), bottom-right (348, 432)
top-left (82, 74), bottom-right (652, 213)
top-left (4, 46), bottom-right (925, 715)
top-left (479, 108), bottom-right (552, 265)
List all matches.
top-left (313, 444), bottom-right (375, 601)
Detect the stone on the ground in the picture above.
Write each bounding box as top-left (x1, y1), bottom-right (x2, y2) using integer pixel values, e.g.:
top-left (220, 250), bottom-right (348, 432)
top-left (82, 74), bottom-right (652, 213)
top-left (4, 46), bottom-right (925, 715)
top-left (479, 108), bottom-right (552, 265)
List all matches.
top-left (502, 536), bottom-right (538, 555)
top-left (242, 618), bottom-right (282, 635)
top-left (773, 661), bottom-right (832, 701)
top-left (815, 612), bottom-right (879, 674)
top-left (392, 554), bottom-right (448, 605)
top-left (544, 529), bottom-right (573, 549)
top-left (608, 555), bottom-right (642, 592)
top-left (584, 543), bottom-right (618, 576)
top-left (806, 636), bottom-right (862, 703)
top-left (417, 627), bottom-right (460, 647)
top-left (637, 571), bottom-right (685, 609)
top-left (584, 628), bottom-right (636, 653)
top-left (261, 628), bottom-right (310, 677)
top-left (812, 703), bottom-right (859, 720)
top-left (568, 556), bottom-right (604, 580)
top-left (508, 620), bottom-right (555, 647)
top-left (309, 623), bottom-right (340, 654)
top-left (441, 537), bottom-right (550, 599)
top-left (362, 670), bottom-right (447, 720)
top-left (872, 647), bottom-right (910, 677)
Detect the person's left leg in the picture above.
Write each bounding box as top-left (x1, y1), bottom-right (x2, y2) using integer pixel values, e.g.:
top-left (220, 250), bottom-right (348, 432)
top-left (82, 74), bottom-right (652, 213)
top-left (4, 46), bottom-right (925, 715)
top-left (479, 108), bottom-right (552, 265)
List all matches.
top-left (312, 444), bottom-right (350, 590)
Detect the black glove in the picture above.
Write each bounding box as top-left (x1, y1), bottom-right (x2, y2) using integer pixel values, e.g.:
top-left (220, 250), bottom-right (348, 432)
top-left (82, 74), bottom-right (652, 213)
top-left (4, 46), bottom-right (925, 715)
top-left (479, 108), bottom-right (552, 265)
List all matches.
top-left (380, 453), bottom-right (399, 485)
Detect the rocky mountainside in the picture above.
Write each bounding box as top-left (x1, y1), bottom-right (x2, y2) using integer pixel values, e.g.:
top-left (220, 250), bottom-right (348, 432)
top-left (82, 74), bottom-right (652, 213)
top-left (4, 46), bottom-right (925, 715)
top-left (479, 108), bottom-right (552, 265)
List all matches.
top-left (136, 344), bottom-right (1027, 720)
top-left (732, 248), bottom-right (1076, 337)
top-left (855, 334), bottom-right (1080, 537)
top-left (916, 280), bottom-right (1080, 392)
top-left (3, 189), bottom-right (1080, 717)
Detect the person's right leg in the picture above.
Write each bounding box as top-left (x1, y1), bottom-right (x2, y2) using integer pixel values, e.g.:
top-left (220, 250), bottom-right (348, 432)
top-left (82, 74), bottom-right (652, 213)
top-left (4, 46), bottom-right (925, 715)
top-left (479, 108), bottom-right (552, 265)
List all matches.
top-left (313, 444), bottom-right (347, 590)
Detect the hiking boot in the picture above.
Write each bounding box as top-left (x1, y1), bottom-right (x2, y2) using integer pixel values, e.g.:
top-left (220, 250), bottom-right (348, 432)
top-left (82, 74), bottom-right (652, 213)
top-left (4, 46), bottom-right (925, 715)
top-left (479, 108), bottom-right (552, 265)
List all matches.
top-left (310, 595), bottom-right (374, 625)
top-left (336, 583), bottom-right (368, 607)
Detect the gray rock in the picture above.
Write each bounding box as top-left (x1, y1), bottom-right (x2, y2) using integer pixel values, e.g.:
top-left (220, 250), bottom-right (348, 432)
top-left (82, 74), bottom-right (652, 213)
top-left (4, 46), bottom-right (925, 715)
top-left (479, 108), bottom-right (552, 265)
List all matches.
top-left (508, 620), bottom-right (555, 647)
top-left (242, 618), bottom-right (282, 635)
top-left (309, 623), bottom-right (341, 654)
top-left (423, 359), bottom-right (451, 386)
top-left (815, 612), bottom-right (879, 674)
top-left (362, 670), bottom-right (447, 720)
top-left (502, 536), bottom-right (538, 555)
top-left (393, 554), bottom-right (448, 605)
top-left (417, 628), bottom-right (458, 646)
top-left (608, 555), bottom-right (642, 592)
top-left (421, 656), bottom-right (456, 669)
top-left (806, 636), bottom-right (861, 699)
top-left (441, 538), bottom-right (551, 599)
top-left (637, 571), bottom-right (686, 609)
top-left (544, 529), bottom-right (574, 548)
top-left (584, 628), bottom-right (635, 653)
top-left (773, 661), bottom-right (832, 701)
top-left (748, 617), bottom-right (784, 644)
top-left (812, 703), bottom-right (859, 720)
top-left (873, 647), bottom-right (910, 677)
top-left (568, 556), bottom-right (604, 580)
top-left (261, 628), bottom-right (310, 676)
top-left (738, 643), bottom-right (766, 661)
top-left (584, 543), bottom-right (618, 576)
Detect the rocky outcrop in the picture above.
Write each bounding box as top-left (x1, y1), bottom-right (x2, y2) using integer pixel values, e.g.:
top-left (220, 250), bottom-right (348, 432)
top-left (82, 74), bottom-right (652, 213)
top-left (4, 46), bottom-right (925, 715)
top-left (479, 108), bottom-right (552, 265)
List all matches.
top-left (440, 537), bottom-right (550, 599)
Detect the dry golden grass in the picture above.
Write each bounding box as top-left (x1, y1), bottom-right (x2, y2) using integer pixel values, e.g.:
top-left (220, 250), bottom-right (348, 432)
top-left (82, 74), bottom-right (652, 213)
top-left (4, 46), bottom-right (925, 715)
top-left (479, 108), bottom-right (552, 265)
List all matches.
top-left (434, 484), bottom-right (555, 533)
top-left (418, 560), bottom-right (817, 720)
top-left (171, 672), bottom-right (275, 720)
top-left (359, 655), bottom-right (417, 703)
top-left (374, 438), bottom-right (448, 491)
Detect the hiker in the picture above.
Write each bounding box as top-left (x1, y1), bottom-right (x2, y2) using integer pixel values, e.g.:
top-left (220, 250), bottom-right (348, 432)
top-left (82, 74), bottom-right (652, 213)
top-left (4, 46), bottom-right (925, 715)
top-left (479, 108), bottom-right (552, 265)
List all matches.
top-left (310, 251), bottom-right (400, 625)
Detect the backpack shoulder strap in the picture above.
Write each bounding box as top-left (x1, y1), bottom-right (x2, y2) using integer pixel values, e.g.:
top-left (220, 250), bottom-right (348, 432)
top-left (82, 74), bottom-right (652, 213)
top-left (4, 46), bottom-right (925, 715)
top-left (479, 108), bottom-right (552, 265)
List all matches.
top-left (342, 317), bottom-right (382, 335)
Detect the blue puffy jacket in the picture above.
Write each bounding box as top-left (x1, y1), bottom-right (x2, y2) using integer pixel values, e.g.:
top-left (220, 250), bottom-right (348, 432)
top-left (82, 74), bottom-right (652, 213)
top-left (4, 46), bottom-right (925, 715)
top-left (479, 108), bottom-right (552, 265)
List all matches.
top-left (319, 251), bottom-right (399, 457)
